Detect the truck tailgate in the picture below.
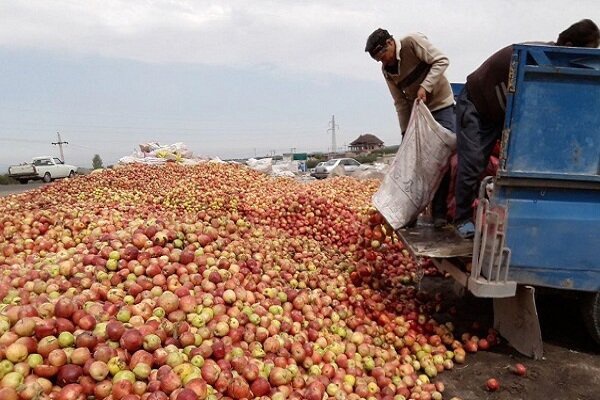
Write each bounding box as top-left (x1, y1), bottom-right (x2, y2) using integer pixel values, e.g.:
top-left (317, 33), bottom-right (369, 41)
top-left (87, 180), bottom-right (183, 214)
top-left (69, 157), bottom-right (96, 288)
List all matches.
top-left (396, 220), bottom-right (473, 258)
top-left (8, 165), bottom-right (36, 176)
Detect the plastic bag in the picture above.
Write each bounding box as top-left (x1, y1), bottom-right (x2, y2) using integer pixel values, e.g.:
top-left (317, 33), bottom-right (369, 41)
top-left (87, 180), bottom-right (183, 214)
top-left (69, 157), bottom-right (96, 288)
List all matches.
top-left (120, 142), bottom-right (202, 165)
top-left (329, 164), bottom-right (346, 177)
top-left (139, 142), bottom-right (161, 153)
top-left (353, 163), bottom-right (389, 181)
top-left (246, 158), bottom-right (273, 174)
top-left (272, 161), bottom-right (300, 176)
top-left (372, 100), bottom-right (456, 229)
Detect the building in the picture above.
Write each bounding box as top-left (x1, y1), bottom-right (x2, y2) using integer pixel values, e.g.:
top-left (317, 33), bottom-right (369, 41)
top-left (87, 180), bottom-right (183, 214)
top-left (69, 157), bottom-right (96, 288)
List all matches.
top-left (349, 134), bottom-right (384, 153)
top-left (282, 152), bottom-right (308, 172)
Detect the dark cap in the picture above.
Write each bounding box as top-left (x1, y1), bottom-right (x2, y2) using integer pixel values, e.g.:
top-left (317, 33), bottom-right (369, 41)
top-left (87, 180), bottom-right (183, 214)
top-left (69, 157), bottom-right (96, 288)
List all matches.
top-left (365, 28), bottom-right (393, 56)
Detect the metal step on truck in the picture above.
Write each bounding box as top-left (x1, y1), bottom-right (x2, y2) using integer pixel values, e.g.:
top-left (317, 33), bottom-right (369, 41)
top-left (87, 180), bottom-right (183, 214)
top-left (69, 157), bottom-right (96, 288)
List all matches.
top-left (393, 44), bottom-right (600, 358)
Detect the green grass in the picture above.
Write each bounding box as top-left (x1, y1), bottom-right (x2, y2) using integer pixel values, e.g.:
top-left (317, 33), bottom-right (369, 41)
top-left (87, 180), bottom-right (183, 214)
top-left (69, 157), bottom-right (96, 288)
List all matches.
top-left (381, 145), bottom-right (400, 154)
top-left (0, 175), bottom-right (17, 185)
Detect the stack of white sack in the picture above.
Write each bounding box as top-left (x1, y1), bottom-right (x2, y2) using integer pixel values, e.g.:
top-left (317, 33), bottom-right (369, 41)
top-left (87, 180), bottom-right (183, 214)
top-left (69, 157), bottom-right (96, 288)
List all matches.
top-left (352, 163), bottom-right (389, 180)
top-left (118, 142), bottom-right (207, 165)
top-left (246, 159), bottom-right (303, 177)
top-left (271, 160), bottom-right (300, 177)
top-left (246, 158), bottom-right (273, 174)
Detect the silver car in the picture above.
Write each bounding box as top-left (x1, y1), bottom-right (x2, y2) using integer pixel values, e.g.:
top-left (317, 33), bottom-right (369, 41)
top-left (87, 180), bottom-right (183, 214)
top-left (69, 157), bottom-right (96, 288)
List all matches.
top-left (311, 158), bottom-right (361, 179)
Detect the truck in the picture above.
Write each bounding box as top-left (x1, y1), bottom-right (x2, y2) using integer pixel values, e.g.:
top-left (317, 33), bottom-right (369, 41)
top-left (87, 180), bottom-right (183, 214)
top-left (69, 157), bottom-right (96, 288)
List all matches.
top-left (392, 44), bottom-right (600, 358)
top-left (8, 156), bottom-right (78, 184)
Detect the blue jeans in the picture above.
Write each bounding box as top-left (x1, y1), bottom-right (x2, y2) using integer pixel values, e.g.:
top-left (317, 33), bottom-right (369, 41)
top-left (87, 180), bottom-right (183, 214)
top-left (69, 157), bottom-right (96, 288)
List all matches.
top-left (431, 105), bottom-right (456, 220)
top-left (432, 104), bottom-right (457, 133)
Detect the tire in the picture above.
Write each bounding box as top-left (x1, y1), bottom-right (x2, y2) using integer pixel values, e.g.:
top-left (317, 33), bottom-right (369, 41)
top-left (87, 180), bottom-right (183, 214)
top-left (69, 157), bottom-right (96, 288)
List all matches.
top-left (18, 179), bottom-right (28, 184)
top-left (68, 170), bottom-right (75, 178)
top-left (581, 291), bottom-right (600, 345)
top-left (42, 172), bottom-right (52, 183)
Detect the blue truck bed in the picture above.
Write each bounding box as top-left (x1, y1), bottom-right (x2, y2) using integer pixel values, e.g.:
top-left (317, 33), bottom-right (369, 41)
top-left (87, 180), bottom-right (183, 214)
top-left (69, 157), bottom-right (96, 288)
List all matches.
top-left (494, 44), bottom-right (600, 292)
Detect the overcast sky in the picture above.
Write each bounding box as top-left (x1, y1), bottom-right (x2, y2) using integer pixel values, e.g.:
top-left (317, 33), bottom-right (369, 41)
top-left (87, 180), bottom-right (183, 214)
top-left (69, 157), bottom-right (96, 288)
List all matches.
top-left (0, 1), bottom-right (597, 169)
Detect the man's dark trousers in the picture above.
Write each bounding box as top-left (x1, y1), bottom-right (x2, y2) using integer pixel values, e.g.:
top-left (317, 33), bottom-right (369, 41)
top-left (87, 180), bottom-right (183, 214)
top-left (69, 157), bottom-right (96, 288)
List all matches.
top-left (454, 88), bottom-right (503, 223)
top-left (430, 104), bottom-right (456, 221)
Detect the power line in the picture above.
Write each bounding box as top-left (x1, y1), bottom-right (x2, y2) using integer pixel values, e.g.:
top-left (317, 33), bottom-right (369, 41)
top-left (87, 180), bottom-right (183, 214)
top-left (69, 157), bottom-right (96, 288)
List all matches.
top-left (68, 143), bottom-right (97, 151)
top-left (0, 121), bottom-right (326, 135)
top-left (0, 138), bottom-right (48, 144)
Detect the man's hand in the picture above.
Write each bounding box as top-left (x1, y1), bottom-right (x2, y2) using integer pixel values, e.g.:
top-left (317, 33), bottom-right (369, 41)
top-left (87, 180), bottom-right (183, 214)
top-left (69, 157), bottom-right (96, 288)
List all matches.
top-left (417, 86), bottom-right (427, 102)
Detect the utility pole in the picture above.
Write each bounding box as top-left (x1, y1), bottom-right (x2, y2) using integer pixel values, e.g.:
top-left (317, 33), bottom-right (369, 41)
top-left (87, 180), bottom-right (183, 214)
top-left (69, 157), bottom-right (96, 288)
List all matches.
top-left (327, 115), bottom-right (338, 155)
top-left (51, 132), bottom-right (69, 161)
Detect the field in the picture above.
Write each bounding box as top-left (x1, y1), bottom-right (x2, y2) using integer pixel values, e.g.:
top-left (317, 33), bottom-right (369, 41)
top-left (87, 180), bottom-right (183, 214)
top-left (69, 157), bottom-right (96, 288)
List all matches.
top-left (0, 163), bottom-right (598, 400)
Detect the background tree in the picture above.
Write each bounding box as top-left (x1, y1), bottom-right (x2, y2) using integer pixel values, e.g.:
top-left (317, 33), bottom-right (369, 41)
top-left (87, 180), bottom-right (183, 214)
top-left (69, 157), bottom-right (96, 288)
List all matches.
top-left (92, 154), bottom-right (104, 169)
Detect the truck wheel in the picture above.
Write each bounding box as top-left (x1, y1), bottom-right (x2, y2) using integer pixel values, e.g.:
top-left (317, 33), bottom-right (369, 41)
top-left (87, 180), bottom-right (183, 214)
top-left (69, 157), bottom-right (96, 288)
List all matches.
top-left (42, 172), bottom-right (52, 183)
top-left (18, 179), bottom-right (28, 185)
top-left (581, 291), bottom-right (600, 345)
top-left (68, 170), bottom-right (75, 178)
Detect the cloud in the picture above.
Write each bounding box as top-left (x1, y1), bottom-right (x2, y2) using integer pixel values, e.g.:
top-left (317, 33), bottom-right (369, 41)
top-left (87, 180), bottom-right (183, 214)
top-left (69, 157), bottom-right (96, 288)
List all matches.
top-left (1, 0), bottom-right (597, 81)
top-left (0, 0), bottom-right (598, 168)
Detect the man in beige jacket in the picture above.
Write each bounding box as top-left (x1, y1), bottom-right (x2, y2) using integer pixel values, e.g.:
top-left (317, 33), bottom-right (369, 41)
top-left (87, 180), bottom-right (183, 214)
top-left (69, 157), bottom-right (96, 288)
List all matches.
top-left (366, 28), bottom-right (455, 228)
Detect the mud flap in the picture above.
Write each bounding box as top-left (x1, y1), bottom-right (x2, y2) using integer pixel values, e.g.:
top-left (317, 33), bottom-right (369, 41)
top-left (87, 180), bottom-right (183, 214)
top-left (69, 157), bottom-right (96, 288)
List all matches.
top-left (493, 285), bottom-right (543, 359)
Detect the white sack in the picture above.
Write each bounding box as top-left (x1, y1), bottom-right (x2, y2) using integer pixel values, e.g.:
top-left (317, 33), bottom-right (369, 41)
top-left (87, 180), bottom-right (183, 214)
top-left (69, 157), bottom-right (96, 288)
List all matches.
top-left (122, 142), bottom-right (200, 165)
top-left (272, 161), bottom-right (300, 176)
top-left (352, 163), bottom-right (389, 181)
top-left (373, 100), bottom-right (456, 229)
top-left (329, 164), bottom-right (346, 177)
top-left (246, 158), bottom-right (273, 174)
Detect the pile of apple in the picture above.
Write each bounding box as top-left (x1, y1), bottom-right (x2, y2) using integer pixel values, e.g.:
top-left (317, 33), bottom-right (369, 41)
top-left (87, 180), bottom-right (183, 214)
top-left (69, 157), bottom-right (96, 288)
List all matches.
top-left (0, 163), bottom-right (489, 400)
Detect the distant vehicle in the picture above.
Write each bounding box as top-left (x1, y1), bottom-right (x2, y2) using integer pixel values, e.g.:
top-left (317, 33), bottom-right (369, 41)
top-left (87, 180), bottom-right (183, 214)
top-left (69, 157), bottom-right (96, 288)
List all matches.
top-left (8, 156), bottom-right (78, 184)
top-left (311, 158), bottom-right (361, 179)
top-left (309, 162), bottom-right (325, 174)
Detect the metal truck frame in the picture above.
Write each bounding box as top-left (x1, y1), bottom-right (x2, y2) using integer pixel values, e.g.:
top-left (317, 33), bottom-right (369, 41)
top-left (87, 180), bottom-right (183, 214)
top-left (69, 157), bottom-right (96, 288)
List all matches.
top-left (396, 44), bottom-right (600, 358)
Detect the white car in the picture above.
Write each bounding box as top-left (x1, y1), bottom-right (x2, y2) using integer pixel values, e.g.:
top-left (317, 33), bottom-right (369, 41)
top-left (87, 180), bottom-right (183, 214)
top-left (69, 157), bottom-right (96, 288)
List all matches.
top-left (311, 158), bottom-right (361, 179)
top-left (8, 156), bottom-right (78, 184)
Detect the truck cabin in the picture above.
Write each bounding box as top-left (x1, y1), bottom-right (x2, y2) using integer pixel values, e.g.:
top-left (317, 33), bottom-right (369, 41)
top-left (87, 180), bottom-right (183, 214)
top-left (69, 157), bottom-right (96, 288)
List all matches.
top-left (33, 157), bottom-right (64, 166)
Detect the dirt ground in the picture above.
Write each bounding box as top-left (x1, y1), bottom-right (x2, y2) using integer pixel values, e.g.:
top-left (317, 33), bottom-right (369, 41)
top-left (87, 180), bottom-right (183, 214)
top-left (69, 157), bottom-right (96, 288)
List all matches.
top-left (420, 277), bottom-right (600, 400)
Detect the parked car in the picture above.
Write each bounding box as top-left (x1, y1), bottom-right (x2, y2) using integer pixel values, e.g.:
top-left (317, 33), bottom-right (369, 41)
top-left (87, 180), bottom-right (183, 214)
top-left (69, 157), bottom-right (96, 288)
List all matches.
top-left (309, 162), bottom-right (325, 174)
top-left (311, 158), bottom-right (361, 179)
top-left (8, 156), bottom-right (78, 184)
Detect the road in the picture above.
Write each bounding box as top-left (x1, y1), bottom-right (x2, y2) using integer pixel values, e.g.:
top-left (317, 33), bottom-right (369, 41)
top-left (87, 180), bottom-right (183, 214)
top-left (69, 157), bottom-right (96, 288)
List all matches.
top-left (423, 277), bottom-right (600, 400)
top-left (0, 182), bottom-right (45, 197)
